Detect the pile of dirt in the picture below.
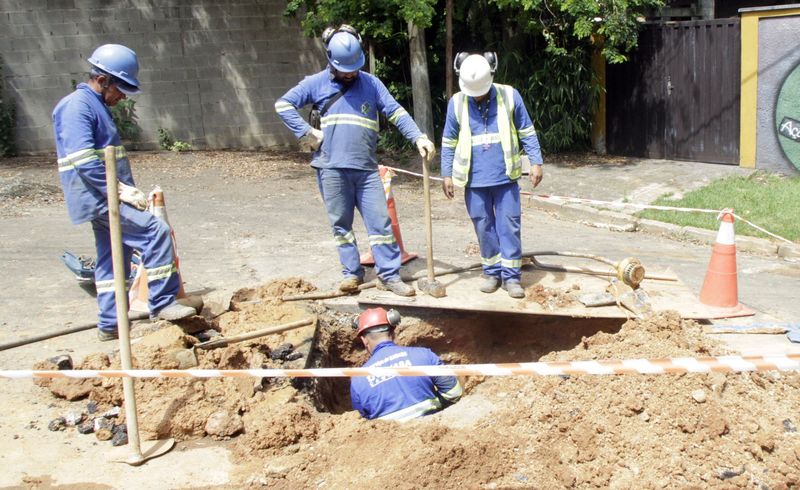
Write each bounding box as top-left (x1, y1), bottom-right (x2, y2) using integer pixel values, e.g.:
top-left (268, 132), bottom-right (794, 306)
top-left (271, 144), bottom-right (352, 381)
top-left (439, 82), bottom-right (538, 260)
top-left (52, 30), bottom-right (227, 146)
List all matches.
top-left (237, 310), bottom-right (800, 489)
top-left (33, 286), bottom-right (800, 488)
top-left (36, 279), bottom-right (319, 442)
top-left (524, 283), bottom-right (580, 310)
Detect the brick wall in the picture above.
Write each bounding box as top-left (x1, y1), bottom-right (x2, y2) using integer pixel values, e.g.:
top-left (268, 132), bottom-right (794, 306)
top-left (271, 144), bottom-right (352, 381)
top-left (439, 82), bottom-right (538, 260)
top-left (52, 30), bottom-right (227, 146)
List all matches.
top-left (0, 0), bottom-right (326, 152)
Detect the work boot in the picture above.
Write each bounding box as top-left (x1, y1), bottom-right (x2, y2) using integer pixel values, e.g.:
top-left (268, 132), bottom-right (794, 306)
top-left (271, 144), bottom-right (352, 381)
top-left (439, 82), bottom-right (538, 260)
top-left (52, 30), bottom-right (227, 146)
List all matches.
top-left (377, 278), bottom-right (416, 297)
top-left (177, 295), bottom-right (204, 312)
top-left (339, 276), bottom-right (364, 293)
top-left (503, 281), bottom-right (525, 299)
top-left (97, 329), bottom-right (118, 342)
top-left (479, 275), bottom-right (501, 293)
top-left (156, 302), bottom-right (196, 321)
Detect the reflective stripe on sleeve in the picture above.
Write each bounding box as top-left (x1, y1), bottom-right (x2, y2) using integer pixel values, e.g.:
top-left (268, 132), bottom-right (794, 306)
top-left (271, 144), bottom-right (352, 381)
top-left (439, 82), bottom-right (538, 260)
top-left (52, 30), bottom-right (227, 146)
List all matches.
top-left (274, 100), bottom-right (296, 113)
top-left (439, 381), bottom-right (463, 402)
top-left (387, 108), bottom-right (409, 125)
top-left (58, 147), bottom-right (127, 172)
top-left (441, 137), bottom-right (457, 148)
top-left (518, 125), bottom-right (537, 138)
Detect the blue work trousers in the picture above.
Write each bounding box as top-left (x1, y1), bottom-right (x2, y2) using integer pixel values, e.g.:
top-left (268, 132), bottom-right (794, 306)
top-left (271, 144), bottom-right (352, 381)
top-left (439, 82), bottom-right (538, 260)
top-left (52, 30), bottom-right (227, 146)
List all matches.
top-left (91, 204), bottom-right (180, 332)
top-left (465, 182), bottom-right (522, 282)
top-left (316, 168), bottom-right (401, 282)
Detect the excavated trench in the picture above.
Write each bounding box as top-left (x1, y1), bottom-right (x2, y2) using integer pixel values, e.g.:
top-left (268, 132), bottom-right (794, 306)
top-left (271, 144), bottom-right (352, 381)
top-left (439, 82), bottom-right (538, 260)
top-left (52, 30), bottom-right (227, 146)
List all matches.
top-left (33, 279), bottom-right (625, 444)
top-left (304, 307), bottom-right (625, 414)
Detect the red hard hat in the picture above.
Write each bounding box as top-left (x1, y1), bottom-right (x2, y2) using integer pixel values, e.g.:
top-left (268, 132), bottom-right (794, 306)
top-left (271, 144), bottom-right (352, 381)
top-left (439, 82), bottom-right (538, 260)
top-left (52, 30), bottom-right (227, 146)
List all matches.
top-left (355, 307), bottom-right (401, 336)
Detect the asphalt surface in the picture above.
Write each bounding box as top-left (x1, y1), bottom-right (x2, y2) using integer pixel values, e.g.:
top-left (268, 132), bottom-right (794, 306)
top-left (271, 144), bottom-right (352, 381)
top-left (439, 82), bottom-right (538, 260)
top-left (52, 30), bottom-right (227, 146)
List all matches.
top-left (0, 150), bottom-right (799, 487)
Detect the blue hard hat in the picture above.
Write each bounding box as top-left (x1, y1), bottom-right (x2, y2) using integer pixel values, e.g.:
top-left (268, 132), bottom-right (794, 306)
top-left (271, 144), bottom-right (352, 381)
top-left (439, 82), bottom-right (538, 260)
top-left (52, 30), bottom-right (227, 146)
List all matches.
top-left (326, 32), bottom-right (364, 73)
top-left (87, 44), bottom-right (142, 95)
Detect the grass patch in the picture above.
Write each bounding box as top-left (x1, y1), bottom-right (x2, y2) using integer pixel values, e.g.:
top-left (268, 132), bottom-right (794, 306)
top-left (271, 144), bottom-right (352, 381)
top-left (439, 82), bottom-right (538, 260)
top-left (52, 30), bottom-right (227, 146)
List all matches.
top-left (637, 172), bottom-right (800, 243)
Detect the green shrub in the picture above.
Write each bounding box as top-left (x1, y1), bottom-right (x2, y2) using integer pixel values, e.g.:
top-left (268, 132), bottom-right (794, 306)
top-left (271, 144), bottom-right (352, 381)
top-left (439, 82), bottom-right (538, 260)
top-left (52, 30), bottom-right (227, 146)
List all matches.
top-left (111, 98), bottom-right (141, 142)
top-left (157, 128), bottom-right (191, 152)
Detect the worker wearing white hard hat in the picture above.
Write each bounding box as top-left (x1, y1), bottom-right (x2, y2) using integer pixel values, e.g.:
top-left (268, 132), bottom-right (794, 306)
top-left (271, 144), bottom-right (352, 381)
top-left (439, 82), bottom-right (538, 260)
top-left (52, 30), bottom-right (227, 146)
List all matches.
top-left (440, 52), bottom-right (544, 299)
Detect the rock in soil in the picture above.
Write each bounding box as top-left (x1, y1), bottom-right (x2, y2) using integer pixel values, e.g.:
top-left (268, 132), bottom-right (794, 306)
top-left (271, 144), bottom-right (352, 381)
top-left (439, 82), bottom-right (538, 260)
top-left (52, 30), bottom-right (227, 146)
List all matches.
top-left (77, 420), bottom-right (94, 434)
top-left (64, 410), bottom-right (84, 426)
top-left (47, 355), bottom-right (73, 370)
top-left (111, 430), bottom-right (128, 446)
top-left (47, 418), bottom-right (66, 432)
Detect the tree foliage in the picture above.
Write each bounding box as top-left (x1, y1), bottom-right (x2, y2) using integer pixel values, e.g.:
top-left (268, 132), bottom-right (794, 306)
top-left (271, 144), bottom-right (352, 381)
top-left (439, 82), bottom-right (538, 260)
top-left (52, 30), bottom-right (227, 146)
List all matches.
top-left (283, 0), bottom-right (664, 152)
top-left (490, 0), bottom-right (664, 63)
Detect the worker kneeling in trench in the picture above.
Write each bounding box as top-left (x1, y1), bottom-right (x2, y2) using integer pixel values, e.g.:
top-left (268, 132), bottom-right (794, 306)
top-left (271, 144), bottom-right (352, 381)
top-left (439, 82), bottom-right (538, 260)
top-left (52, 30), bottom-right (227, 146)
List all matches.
top-left (350, 308), bottom-right (463, 421)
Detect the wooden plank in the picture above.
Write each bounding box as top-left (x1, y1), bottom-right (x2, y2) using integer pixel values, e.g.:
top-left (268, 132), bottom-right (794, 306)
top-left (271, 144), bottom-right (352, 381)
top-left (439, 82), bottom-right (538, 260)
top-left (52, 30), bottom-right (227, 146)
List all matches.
top-left (356, 268), bottom-right (751, 320)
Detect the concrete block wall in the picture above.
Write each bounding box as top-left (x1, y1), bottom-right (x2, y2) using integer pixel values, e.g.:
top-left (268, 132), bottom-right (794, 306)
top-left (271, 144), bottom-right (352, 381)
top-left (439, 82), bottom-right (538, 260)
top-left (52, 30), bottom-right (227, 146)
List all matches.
top-left (0, 0), bottom-right (326, 153)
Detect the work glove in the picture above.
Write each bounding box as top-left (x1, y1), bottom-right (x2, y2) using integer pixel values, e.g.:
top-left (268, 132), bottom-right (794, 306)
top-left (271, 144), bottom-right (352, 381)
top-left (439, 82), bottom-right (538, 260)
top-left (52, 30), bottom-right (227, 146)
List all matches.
top-left (299, 128), bottom-right (324, 152)
top-left (416, 135), bottom-right (436, 160)
top-left (118, 182), bottom-right (148, 210)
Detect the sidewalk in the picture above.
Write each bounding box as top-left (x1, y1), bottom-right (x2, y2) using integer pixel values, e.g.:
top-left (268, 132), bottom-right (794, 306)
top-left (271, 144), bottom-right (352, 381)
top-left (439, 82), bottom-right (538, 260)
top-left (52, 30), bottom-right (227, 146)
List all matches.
top-left (523, 157), bottom-right (800, 259)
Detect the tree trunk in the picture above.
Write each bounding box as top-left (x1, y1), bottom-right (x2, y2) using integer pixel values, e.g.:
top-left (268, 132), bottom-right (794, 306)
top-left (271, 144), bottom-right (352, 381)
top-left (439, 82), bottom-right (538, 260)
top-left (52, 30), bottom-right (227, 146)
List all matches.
top-left (407, 21), bottom-right (434, 139)
top-left (446, 0), bottom-right (453, 99)
top-left (698, 0), bottom-right (714, 20)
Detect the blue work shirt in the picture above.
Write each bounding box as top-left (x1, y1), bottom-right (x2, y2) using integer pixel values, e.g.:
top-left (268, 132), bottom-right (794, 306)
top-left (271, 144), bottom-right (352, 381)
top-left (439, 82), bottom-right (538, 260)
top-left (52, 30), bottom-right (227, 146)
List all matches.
top-left (440, 85), bottom-right (543, 187)
top-left (275, 69), bottom-right (423, 171)
top-left (52, 83), bottom-right (134, 224)
top-left (350, 341), bottom-right (463, 421)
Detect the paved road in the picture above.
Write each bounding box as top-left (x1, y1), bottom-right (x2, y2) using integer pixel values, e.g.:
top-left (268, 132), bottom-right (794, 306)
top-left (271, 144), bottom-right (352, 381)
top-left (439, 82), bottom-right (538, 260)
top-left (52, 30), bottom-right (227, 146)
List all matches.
top-left (0, 151), bottom-right (798, 487)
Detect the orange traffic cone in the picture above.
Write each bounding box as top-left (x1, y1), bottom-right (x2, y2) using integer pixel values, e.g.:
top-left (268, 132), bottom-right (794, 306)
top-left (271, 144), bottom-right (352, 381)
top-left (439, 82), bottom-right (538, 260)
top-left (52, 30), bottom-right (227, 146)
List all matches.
top-left (361, 165), bottom-right (418, 266)
top-left (128, 187), bottom-right (187, 314)
top-left (698, 209), bottom-right (754, 318)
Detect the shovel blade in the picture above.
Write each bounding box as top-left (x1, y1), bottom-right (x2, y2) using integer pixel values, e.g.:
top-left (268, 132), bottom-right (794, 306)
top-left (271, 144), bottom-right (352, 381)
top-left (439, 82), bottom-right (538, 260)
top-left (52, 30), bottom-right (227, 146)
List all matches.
top-left (417, 278), bottom-right (447, 298)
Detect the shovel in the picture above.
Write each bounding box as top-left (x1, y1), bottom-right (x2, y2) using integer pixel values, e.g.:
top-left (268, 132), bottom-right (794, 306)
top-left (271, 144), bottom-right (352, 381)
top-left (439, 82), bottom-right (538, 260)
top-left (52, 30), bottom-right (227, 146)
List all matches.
top-left (416, 152), bottom-right (446, 298)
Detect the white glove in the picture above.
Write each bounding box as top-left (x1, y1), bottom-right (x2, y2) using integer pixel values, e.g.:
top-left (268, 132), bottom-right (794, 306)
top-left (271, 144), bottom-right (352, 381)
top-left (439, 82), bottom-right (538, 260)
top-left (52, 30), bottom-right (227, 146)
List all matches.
top-left (416, 135), bottom-right (436, 160)
top-left (118, 182), bottom-right (148, 210)
top-left (299, 128), bottom-right (324, 152)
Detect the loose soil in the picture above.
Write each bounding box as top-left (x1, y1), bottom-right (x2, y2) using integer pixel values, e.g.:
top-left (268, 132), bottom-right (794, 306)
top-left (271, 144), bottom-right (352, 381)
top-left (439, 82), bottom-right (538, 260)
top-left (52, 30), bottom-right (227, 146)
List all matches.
top-left (32, 278), bottom-right (800, 489)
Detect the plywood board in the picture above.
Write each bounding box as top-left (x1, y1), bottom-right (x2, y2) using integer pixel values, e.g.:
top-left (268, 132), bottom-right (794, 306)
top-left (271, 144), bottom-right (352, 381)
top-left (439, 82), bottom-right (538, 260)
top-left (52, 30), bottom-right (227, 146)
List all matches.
top-left (357, 268), bottom-right (753, 320)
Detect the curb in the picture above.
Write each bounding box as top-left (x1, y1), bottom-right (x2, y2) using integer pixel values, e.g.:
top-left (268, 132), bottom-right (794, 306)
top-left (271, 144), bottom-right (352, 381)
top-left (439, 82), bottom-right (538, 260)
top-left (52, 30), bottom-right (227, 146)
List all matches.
top-left (527, 199), bottom-right (800, 260)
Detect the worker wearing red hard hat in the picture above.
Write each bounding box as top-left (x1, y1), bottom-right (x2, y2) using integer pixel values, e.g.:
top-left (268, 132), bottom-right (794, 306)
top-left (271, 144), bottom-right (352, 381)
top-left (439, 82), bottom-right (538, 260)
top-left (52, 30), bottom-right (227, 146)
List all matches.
top-left (350, 307), bottom-right (462, 421)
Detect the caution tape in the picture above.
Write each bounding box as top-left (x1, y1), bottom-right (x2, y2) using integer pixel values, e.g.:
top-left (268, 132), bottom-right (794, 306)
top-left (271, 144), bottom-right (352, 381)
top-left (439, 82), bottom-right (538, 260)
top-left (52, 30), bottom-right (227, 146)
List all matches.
top-left (3, 354), bottom-right (799, 379)
top-left (383, 165), bottom-right (793, 244)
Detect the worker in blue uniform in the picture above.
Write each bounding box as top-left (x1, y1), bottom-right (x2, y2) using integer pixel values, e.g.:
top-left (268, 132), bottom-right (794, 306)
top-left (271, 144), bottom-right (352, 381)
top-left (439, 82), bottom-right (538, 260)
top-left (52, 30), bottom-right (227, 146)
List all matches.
top-left (440, 53), bottom-right (544, 299)
top-left (350, 307), bottom-right (463, 421)
top-left (52, 44), bottom-right (196, 341)
top-left (275, 25), bottom-right (436, 297)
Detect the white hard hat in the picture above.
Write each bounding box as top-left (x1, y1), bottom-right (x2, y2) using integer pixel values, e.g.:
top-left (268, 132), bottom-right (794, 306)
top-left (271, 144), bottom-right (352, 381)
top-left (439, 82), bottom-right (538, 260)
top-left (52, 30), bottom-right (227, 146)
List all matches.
top-left (458, 54), bottom-right (493, 97)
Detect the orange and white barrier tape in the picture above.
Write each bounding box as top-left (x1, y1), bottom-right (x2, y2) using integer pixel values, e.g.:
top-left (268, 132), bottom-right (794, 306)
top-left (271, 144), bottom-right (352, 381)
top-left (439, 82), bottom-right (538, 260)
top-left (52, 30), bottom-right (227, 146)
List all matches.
top-left (382, 166), bottom-right (792, 244)
top-left (3, 354), bottom-right (799, 379)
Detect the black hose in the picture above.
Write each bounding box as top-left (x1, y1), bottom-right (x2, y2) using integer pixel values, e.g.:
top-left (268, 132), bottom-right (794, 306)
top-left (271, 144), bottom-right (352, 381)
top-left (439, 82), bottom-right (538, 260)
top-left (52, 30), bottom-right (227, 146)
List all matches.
top-left (0, 311), bottom-right (149, 352)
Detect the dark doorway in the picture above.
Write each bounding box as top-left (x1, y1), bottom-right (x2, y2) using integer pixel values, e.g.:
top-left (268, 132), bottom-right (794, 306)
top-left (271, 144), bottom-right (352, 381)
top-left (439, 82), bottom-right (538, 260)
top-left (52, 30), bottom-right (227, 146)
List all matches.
top-left (606, 20), bottom-right (741, 164)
